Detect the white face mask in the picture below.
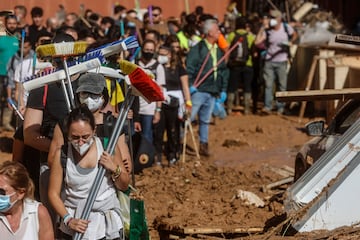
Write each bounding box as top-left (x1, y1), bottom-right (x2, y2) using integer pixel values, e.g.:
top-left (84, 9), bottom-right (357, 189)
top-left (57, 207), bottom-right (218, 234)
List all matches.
top-left (157, 55), bottom-right (169, 64)
top-left (270, 18), bottom-right (278, 27)
top-left (80, 96), bottom-right (104, 112)
top-left (71, 137), bottom-right (94, 156)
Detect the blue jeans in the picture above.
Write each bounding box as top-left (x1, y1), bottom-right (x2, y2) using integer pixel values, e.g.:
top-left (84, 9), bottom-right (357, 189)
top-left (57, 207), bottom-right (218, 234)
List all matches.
top-left (190, 92), bottom-right (215, 143)
top-left (140, 114), bottom-right (154, 143)
top-left (263, 61), bottom-right (287, 112)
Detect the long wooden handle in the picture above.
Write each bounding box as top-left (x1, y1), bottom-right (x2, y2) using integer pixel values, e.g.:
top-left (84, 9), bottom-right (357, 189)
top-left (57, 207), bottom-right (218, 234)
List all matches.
top-left (298, 56), bottom-right (319, 122)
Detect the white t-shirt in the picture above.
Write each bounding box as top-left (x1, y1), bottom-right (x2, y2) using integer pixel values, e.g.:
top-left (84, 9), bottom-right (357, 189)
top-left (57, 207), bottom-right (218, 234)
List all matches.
top-left (14, 58), bottom-right (34, 106)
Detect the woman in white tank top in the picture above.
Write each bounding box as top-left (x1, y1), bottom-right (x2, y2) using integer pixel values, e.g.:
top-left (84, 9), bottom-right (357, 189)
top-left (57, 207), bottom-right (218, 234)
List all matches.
top-left (0, 161), bottom-right (54, 240)
top-left (48, 105), bottom-right (130, 239)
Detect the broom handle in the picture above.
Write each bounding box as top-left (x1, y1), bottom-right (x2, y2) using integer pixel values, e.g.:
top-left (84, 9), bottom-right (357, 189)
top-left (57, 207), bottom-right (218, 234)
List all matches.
top-left (17, 30), bottom-right (25, 127)
top-left (62, 58), bottom-right (76, 109)
top-left (74, 91), bottom-right (135, 240)
top-left (128, 118), bottom-right (136, 187)
top-left (60, 79), bottom-right (72, 113)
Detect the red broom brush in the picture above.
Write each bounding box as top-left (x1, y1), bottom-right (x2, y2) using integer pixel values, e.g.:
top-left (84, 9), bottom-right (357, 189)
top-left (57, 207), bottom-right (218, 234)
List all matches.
top-left (119, 59), bottom-right (164, 102)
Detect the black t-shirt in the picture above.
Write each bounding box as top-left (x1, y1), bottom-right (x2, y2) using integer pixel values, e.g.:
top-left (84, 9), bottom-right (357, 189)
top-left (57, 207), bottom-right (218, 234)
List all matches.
top-left (26, 83), bottom-right (70, 139)
top-left (28, 24), bottom-right (50, 49)
top-left (164, 63), bottom-right (187, 91)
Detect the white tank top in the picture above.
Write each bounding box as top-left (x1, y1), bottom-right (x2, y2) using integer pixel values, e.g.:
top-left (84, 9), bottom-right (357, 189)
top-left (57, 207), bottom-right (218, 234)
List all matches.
top-left (0, 198), bottom-right (40, 240)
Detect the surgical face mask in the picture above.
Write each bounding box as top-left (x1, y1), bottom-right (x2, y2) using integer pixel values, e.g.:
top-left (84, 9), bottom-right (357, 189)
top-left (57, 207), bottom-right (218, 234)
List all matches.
top-left (71, 137), bottom-right (94, 156)
top-left (270, 18), bottom-right (278, 27)
top-left (0, 192), bottom-right (17, 213)
top-left (157, 55), bottom-right (169, 64)
top-left (79, 96), bottom-right (104, 112)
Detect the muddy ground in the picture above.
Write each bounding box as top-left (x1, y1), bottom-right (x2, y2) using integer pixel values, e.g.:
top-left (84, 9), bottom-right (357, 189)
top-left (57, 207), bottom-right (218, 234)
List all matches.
top-left (1, 112), bottom-right (360, 239)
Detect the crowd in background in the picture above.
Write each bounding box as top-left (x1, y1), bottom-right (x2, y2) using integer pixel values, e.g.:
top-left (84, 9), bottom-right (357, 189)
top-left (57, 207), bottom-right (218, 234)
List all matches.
top-left (0, 3), bottom-right (300, 238)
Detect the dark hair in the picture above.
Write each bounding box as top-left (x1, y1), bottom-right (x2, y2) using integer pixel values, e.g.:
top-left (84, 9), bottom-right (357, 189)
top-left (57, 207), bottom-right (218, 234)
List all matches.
top-left (195, 6), bottom-right (204, 16)
top-left (114, 5), bottom-right (126, 15)
top-left (185, 13), bottom-right (197, 25)
top-left (145, 29), bottom-right (160, 42)
top-left (66, 105), bottom-right (96, 132)
top-left (36, 31), bottom-right (53, 43)
top-left (23, 36), bottom-right (32, 44)
top-left (199, 14), bottom-right (215, 23)
top-left (235, 16), bottom-right (248, 29)
top-left (88, 13), bottom-right (100, 22)
top-left (127, 9), bottom-right (137, 15)
top-left (142, 39), bottom-right (156, 48)
top-left (101, 16), bottom-right (115, 26)
top-left (5, 14), bottom-right (17, 22)
top-left (52, 32), bottom-right (75, 43)
top-left (152, 6), bottom-right (162, 14)
top-left (30, 7), bottom-right (43, 18)
top-left (0, 161), bottom-right (35, 199)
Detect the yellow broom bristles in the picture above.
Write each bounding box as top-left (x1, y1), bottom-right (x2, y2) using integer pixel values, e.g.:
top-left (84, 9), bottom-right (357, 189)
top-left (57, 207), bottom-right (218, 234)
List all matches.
top-left (118, 59), bottom-right (138, 75)
top-left (36, 41), bottom-right (88, 57)
top-left (118, 59), bottom-right (155, 79)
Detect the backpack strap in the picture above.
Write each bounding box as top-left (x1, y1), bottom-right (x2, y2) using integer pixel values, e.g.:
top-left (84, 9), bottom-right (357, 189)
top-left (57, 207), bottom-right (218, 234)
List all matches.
top-left (283, 22), bottom-right (292, 41)
top-left (60, 143), bottom-right (68, 178)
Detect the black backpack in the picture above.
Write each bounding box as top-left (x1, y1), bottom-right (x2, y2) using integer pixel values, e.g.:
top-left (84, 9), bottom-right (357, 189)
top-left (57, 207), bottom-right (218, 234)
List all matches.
top-left (228, 32), bottom-right (249, 67)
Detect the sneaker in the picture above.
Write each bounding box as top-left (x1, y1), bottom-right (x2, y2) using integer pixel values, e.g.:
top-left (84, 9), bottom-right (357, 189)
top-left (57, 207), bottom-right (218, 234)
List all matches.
top-left (169, 158), bottom-right (178, 166)
top-left (261, 108), bottom-right (272, 115)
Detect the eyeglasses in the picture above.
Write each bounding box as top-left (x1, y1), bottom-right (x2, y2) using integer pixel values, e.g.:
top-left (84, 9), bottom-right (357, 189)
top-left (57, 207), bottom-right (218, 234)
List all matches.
top-left (68, 134), bottom-right (93, 143)
top-left (79, 92), bottom-right (101, 99)
top-left (0, 188), bottom-right (15, 196)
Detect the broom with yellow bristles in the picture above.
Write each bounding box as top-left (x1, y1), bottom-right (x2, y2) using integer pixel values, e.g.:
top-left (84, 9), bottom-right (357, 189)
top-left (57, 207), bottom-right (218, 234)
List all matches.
top-left (36, 41), bottom-right (88, 58)
top-left (35, 40), bottom-right (89, 111)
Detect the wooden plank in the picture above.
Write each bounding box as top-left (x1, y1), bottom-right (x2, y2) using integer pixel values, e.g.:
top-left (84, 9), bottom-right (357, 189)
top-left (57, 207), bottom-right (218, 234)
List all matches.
top-left (263, 176), bottom-right (294, 191)
top-left (183, 227), bottom-right (263, 235)
top-left (276, 88), bottom-right (360, 102)
top-left (298, 56), bottom-right (319, 120)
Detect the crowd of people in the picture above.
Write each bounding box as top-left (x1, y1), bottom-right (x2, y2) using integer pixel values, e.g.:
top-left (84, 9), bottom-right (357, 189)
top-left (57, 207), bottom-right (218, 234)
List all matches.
top-left (0, 3), bottom-right (298, 239)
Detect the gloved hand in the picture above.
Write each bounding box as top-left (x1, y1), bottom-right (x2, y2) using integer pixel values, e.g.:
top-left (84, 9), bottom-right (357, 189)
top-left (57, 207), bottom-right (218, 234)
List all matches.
top-left (219, 91), bottom-right (227, 103)
top-left (189, 86), bottom-right (197, 95)
top-left (213, 100), bottom-right (227, 119)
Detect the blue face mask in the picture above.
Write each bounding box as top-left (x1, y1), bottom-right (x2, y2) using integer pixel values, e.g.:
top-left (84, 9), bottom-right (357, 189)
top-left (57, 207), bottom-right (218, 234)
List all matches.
top-left (0, 192), bottom-right (17, 213)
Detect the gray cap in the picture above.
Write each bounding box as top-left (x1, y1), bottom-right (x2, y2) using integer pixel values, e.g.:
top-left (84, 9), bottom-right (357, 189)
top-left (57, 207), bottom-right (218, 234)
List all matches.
top-left (76, 73), bottom-right (106, 94)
